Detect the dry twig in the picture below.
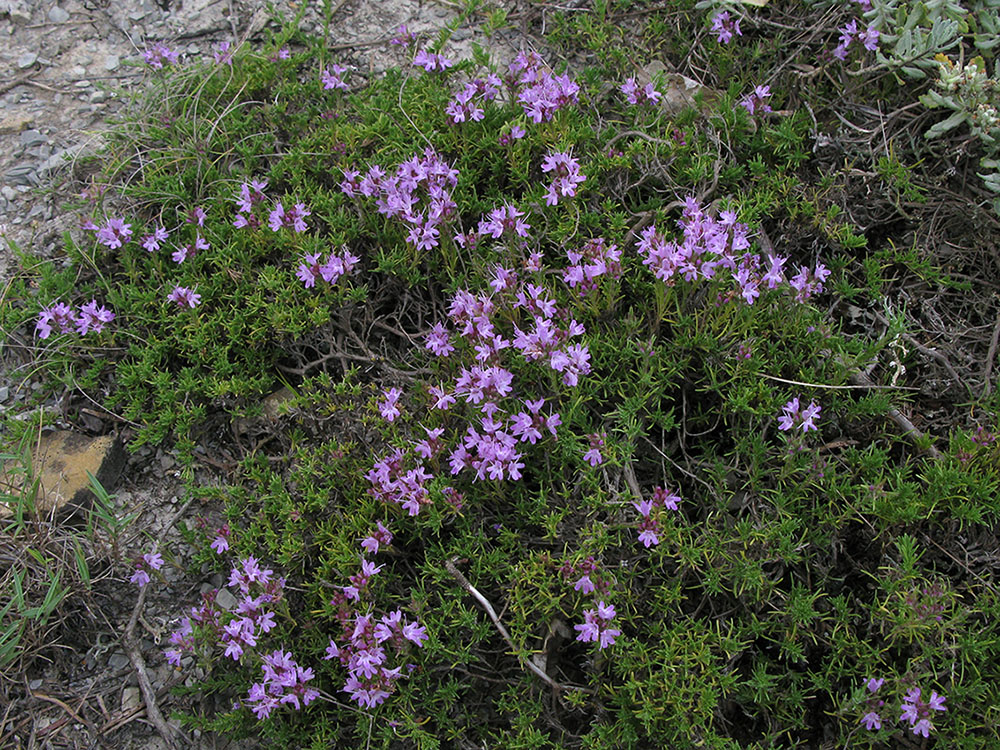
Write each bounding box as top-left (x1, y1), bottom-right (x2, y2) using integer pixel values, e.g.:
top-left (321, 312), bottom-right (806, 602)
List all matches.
top-left (444, 558), bottom-right (593, 695)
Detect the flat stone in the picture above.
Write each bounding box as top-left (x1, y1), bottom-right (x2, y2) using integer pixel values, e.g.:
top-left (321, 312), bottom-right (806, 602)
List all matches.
top-left (0, 385), bottom-right (9, 401)
top-left (19, 129), bottom-right (46, 146)
top-left (1, 0), bottom-right (32, 23)
top-left (121, 686), bottom-right (141, 713)
top-left (70, 65), bottom-right (86, 77)
top-left (16, 51), bottom-right (37, 69)
top-left (0, 431), bottom-right (126, 519)
top-left (128, 9), bottom-right (146, 21)
top-left (215, 587), bottom-right (237, 611)
top-left (104, 54), bottom-right (119, 72)
top-left (47, 6), bottom-right (69, 23)
top-left (74, 79), bottom-right (91, 88)
top-left (0, 112), bottom-right (33, 134)
top-left (39, 145), bottom-right (84, 175)
top-left (108, 651), bottom-right (130, 670)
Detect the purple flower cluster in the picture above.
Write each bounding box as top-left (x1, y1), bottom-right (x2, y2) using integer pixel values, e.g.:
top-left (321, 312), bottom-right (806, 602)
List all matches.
top-left (246, 650), bottom-right (319, 718)
top-left (507, 52), bottom-right (580, 124)
top-left (341, 148), bottom-right (459, 251)
top-left (164, 556), bottom-right (284, 669)
top-left (232, 178), bottom-right (269, 229)
top-left (582, 432), bottom-right (605, 467)
top-left (711, 11), bottom-right (742, 44)
top-left (36, 299), bottom-right (115, 339)
top-left (83, 216), bottom-right (133, 250)
top-left (739, 84), bottom-right (773, 116)
top-left (541, 151), bottom-right (586, 206)
top-left (477, 203), bottom-right (531, 242)
top-left (171, 235), bottom-right (209, 264)
top-left (324, 531), bottom-right (427, 709)
top-left (143, 42), bottom-right (180, 69)
top-left (321, 64), bottom-right (349, 91)
top-left (861, 679), bottom-right (946, 737)
top-left (295, 246), bottom-right (360, 289)
top-left (833, 19), bottom-right (880, 60)
top-left (620, 76), bottom-right (662, 106)
top-left (900, 687), bottom-right (947, 737)
top-left (390, 25), bottom-right (416, 47)
top-left (574, 601), bottom-right (621, 649)
top-left (130, 550), bottom-right (164, 587)
top-left (637, 197), bottom-right (829, 306)
top-left (413, 49), bottom-right (453, 72)
top-left (445, 74), bottom-right (502, 124)
top-left (367, 448), bottom-right (439, 516)
top-left (632, 485), bottom-right (681, 548)
top-left (268, 201), bottom-right (311, 233)
top-left (563, 237), bottom-right (621, 296)
top-left (777, 396), bottom-right (821, 433)
top-left (560, 558), bottom-right (620, 647)
top-left (167, 285), bottom-right (202, 308)
top-left (213, 41), bottom-right (233, 66)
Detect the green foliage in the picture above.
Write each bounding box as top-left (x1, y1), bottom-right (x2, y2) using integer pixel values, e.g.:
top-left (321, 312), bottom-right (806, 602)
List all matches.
top-left (3, 1), bottom-right (1000, 748)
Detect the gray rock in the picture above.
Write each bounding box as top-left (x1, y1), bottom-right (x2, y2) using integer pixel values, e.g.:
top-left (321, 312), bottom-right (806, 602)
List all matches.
top-left (47, 5), bottom-right (69, 23)
top-left (108, 651), bottom-right (130, 671)
top-left (90, 90), bottom-right (107, 103)
top-left (1, 186), bottom-right (15, 201)
top-left (128, 9), bottom-right (146, 21)
top-left (0, 386), bottom-right (9, 402)
top-left (2, 0), bottom-right (31, 24)
top-left (70, 65), bottom-right (85, 77)
top-left (39, 145), bottom-right (84, 175)
top-left (104, 54), bottom-right (119, 71)
top-left (16, 52), bottom-right (37, 69)
top-left (19, 129), bottom-right (46, 146)
top-left (215, 587), bottom-right (237, 611)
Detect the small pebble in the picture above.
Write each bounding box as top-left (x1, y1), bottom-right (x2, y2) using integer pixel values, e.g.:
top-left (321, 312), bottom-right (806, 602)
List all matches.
top-left (104, 54), bottom-right (119, 72)
top-left (17, 52), bottom-right (37, 69)
top-left (47, 6), bottom-right (70, 23)
top-left (74, 79), bottom-right (91, 88)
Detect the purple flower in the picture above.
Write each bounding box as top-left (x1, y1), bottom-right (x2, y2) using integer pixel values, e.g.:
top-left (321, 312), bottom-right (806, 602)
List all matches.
top-left (899, 687), bottom-right (946, 736)
top-left (95, 217), bottom-right (133, 249)
top-left (541, 151), bottom-right (586, 205)
top-left (35, 302), bottom-right (77, 339)
top-left (574, 601), bottom-right (620, 649)
top-left (583, 433), bottom-right (605, 466)
top-left (413, 50), bottom-right (453, 72)
top-left (167, 286), bottom-right (202, 308)
top-left (143, 42), bottom-right (180, 69)
top-left (620, 76), bottom-right (662, 106)
top-left (268, 201), bottom-right (311, 232)
top-left (425, 322), bottom-right (455, 357)
top-left (187, 206), bottom-right (207, 226)
top-left (75, 300), bottom-right (115, 335)
top-left (711, 11), bottom-right (742, 44)
top-left (401, 620), bottom-right (428, 646)
top-left (478, 203), bottom-right (531, 239)
top-left (141, 226), bottom-right (169, 252)
top-left (778, 397), bottom-right (821, 433)
top-left (861, 711), bottom-right (882, 730)
top-left (322, 64), bottom-right (349, 91)
top-left (379, 387), bottom-right (402, 422)
top-left (739, 85), bottom-right (773, 116)
top-left (390, 25), bottom-right (416, 46)
top-left (213, 41), bottom-right (233, 66)
top-left (130, 568), bottom-right (151, 587)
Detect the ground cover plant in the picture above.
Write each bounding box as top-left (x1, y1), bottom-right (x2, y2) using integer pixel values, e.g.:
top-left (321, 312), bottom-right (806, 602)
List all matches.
top-left (3, 0), bottom-right (1000, 747)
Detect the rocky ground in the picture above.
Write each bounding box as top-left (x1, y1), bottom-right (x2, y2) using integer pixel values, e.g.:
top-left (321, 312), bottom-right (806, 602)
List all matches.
top-left (0, 1), bottom-right (523, 747)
